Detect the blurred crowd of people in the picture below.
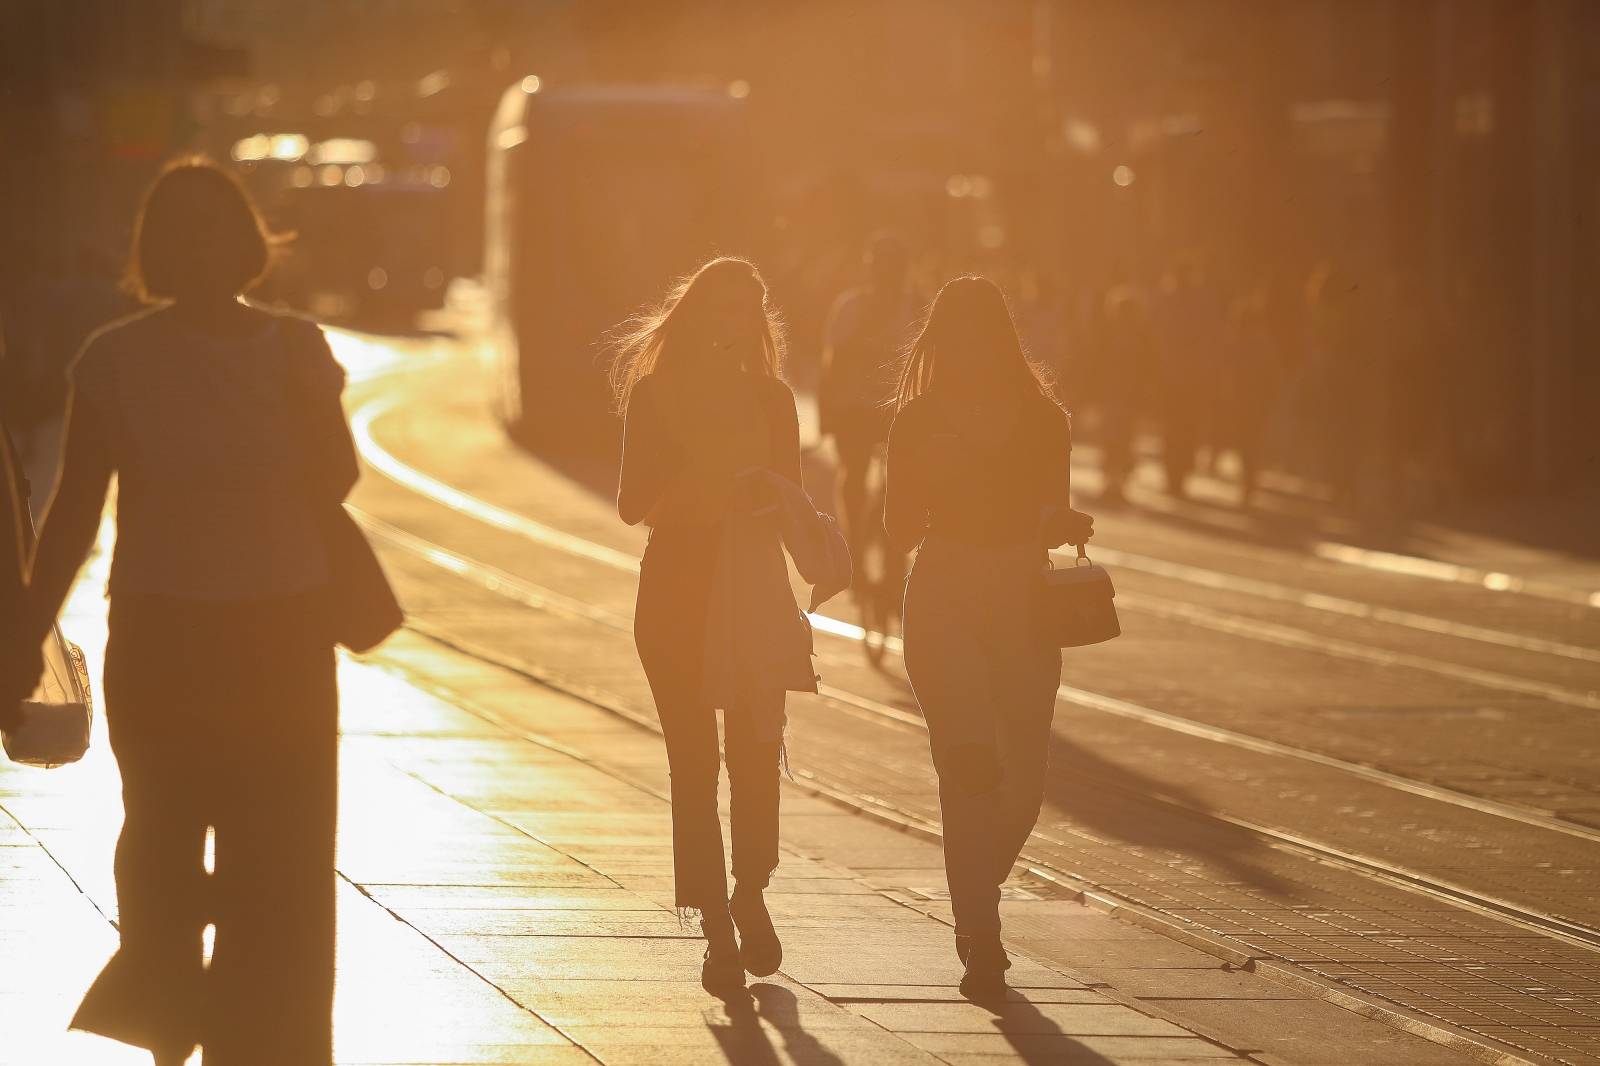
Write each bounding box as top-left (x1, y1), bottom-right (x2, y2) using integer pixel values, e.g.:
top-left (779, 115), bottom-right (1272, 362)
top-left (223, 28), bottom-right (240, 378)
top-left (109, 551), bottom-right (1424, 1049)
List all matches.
top-left (2, 215), bottom-right (1475, 531)
top-left (813, 239), bottom-right (1470, 520)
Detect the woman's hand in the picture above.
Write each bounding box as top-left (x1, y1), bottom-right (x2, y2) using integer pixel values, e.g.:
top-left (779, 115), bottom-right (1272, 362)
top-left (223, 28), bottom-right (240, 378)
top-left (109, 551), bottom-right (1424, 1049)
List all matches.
top-left (1040, 505), bottom-right (1094, 548)
top-left (0, 639), bottom-right (44, 730)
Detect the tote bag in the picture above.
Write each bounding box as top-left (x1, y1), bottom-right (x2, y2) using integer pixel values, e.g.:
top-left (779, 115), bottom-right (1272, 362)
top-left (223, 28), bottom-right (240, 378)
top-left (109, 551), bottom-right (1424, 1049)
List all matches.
top-left (3, 627), bottom-right (93, 768)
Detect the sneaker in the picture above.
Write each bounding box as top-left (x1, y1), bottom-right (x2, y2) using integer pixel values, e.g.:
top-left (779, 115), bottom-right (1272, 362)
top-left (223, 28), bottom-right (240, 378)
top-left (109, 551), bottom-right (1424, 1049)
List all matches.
top-left (730, 886), bottom-right (783, 977)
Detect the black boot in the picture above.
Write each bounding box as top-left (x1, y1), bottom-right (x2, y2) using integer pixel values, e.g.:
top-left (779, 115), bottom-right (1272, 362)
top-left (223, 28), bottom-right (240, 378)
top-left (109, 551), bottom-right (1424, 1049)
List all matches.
top-left (700, 908), bottom-right (745, 994)
top-left (958, 934), bottom-right (1011, 1001)
top-left (730, 883), bottom-right (782, 977)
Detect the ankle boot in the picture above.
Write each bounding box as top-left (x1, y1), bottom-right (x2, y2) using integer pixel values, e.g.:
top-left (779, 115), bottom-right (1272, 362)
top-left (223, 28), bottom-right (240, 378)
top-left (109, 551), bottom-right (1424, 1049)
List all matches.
top-left (729, 884), bottom-right (782, 977)
top-left (700, 908), bottom-right (745, 993)
top-left (958, 934), bottom-right (1011, 1000)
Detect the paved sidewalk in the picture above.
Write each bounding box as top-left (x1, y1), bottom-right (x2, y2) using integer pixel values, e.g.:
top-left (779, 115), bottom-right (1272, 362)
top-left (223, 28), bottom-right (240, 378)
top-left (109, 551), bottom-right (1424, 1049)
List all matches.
top-left (3, 632), bottom-right (1242, 1065)
top-left (0, 508), bottom-right (1475, 1066)
top-left (338, 633), bottom-right (1252, 1065)
top-left (345, 361), bottom-right (1594, 1066)
top-left (5, 616), bottom-right (1461, 1066)
top-left (366, 630), bottom-right (1479, 1066)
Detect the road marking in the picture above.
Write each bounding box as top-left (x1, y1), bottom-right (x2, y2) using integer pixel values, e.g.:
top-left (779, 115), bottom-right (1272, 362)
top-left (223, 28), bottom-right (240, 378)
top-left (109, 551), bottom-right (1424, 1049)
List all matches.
top-left (353, 507), bottom-right (1600, 958)
top-left (1082, 545), bottom-right (1600, 664)
top-left (353, 394), bottom-right (1600, 714)
top-left (346, 502), bottom-right (1600, 850)
top-left (1312, 541), bottom-right (1600, 611)
top-left (351, 398), bottom-right (641, 575)
top-left (1117, 591), bottom-right (1600, 712)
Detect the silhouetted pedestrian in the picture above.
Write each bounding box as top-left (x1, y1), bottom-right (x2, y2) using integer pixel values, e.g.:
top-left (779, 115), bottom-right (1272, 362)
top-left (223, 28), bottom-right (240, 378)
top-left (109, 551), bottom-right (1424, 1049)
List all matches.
top-left (1092, 281), bottom-right (1157, 503)
top-left (820, 232), bottom-right (917, 590)
top-left (613, 257), bottom-right (844, 995)
top-left (884, 277), bottom-right (1092, 997)
top-left (1154, 254), bottom-right (1224, 497)
top-left (5, 158), bottom-right (355, 1066)
top-left (1220, 280), bottom-right (1293, 503)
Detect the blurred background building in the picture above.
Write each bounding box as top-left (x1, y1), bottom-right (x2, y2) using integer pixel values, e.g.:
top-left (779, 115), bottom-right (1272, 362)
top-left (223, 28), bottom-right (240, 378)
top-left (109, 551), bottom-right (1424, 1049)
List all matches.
top-left (2, 0), bottom-right (1595, 506)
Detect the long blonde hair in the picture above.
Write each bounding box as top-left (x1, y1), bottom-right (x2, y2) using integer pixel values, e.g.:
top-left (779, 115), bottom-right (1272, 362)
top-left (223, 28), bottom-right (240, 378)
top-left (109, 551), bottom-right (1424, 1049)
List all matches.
top-left (894, 275), bottom-right (1052, 409)
top-left (609, 257), bottom-right (786, 415)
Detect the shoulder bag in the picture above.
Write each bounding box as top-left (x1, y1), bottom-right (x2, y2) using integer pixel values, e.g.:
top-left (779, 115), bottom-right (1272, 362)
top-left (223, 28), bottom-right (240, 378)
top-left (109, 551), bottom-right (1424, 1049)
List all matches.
top-left (282, 323), bottom-right (403, 652)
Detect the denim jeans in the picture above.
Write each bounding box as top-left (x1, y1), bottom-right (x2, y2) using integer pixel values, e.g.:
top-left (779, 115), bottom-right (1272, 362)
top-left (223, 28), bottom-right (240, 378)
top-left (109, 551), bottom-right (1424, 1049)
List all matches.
top-left (903, 538), bottom-right (1061, 937)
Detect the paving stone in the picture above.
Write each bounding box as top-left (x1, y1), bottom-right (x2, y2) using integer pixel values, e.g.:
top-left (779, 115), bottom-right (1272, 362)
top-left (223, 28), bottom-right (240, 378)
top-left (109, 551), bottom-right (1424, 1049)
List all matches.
top-left (1164, 999), bottom-right (1478, 1065)
top-left (1076, 968), bottom-right (1304, 1000)
top-left (851, 1000), bottom-right (1193, 1038)
top-left (810, 984), bottom-right (1103, 1003)
top-left (896, 1031), bottom-right (1239, 1058)
top-left (334, 1046), bottom-right (594, 1065)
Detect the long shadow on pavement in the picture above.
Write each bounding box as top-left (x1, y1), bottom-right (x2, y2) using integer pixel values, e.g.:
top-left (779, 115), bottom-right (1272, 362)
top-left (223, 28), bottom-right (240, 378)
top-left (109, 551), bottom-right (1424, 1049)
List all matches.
top-left (706, 984), bottom-right (848, 1066)
top-left (966, 988), bottom-right (1118, 1066)
top-left (1041, 732), bottom-right (1296, 899)
top-left (752, 984), bottom-right (846, 1066)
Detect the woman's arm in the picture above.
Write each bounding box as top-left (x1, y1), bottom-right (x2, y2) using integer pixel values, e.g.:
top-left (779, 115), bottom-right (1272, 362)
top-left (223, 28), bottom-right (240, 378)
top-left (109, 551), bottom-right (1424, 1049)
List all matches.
top-left (24, 386), bottom-right (113, 648)
top-left (294, 323), bottom-right (359, 503)
top-left (617, 382), bottom-right (671, 526)
top-left (769, 381), bottom-right (803, 487)
top-left (883, 410), bottom-right (928, 553)
top-left (1039, 406), bottom-right (1093, 547)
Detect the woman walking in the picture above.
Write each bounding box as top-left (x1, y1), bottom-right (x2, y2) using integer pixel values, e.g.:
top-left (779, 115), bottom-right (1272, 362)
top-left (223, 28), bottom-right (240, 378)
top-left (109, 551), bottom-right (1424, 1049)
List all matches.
top-left (885, 277), bottom-right (1093, 997)
top-left (9, 158), bottom-right (356, 1064)
top-left (614, 257), bottom-right (821, 994)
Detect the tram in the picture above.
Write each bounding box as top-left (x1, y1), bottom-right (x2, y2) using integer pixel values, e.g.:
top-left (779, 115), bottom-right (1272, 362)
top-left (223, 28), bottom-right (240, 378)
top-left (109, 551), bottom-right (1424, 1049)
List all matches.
top-left (483, 80), bottom-right (765, 454)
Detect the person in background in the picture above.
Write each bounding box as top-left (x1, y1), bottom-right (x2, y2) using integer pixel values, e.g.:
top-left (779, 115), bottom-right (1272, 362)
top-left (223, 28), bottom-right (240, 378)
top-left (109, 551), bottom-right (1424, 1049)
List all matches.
top-left (1153, 253), bottom-right (1224, 498)
top-left (820, 232), bottom-right (918, 588)
top-left (1219, 279), bottom-right (1293, 504)
top-left (884, 276), bottom-right (1093, 998)
top-left (3, 157), bottom-right (355, 1066)
top-left (612, 257), bottom-right (808, 995)
top-left (1092, 280), bottom-right (1157, 504)
top-left (1301, 261), bottom-right (1370, 502)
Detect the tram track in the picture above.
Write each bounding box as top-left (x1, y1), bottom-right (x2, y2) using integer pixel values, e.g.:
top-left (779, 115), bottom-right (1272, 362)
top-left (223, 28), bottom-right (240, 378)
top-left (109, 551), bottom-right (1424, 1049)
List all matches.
top-left (351, 397), bottom-right (1600, 713)
top-left (350, 390), bottom-right (1600, 782)
top-left (349, 501), bottom-right (1600, 957)
top-left (343, 374), bottom-right (1600, 1065)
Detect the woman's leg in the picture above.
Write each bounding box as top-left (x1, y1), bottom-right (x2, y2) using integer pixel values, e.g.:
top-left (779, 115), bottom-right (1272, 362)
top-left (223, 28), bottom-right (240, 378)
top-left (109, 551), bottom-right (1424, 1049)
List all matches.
top-left (903, 562), bottom-right (1008, 940)
top-left (723, 703), bottom-right (780, 892)
top-left (634, 536), bottom-right (730, 916)
top-left (724, 703), bottom-right (784, 975)
top-left (988, 640), bottom-right (1062, 883)
top-left (72, 601), bottom-right (207, 1058)
top-left (205, 619), bottom-right (338, 1066)
top-left (655, 695), bottom-right (730, 913)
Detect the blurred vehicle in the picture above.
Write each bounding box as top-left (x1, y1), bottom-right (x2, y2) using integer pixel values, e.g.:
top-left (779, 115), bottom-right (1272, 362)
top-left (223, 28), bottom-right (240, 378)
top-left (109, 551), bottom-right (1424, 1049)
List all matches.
top-left (223, 131), bottom-right (455, 330)
top-left (484, 80), bottom-right (767, 455)
top-left (279, 174), bottom-right (451, 327)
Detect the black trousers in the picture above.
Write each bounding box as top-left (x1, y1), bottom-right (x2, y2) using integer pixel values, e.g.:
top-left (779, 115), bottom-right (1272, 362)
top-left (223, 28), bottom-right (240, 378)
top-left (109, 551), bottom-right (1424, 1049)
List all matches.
top-left (903, 541), bottom-right (1061, 938)
top-left (635, 528), bottom-right (781, 912)
top-left (73, 594), bottom-right (338, 1065)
